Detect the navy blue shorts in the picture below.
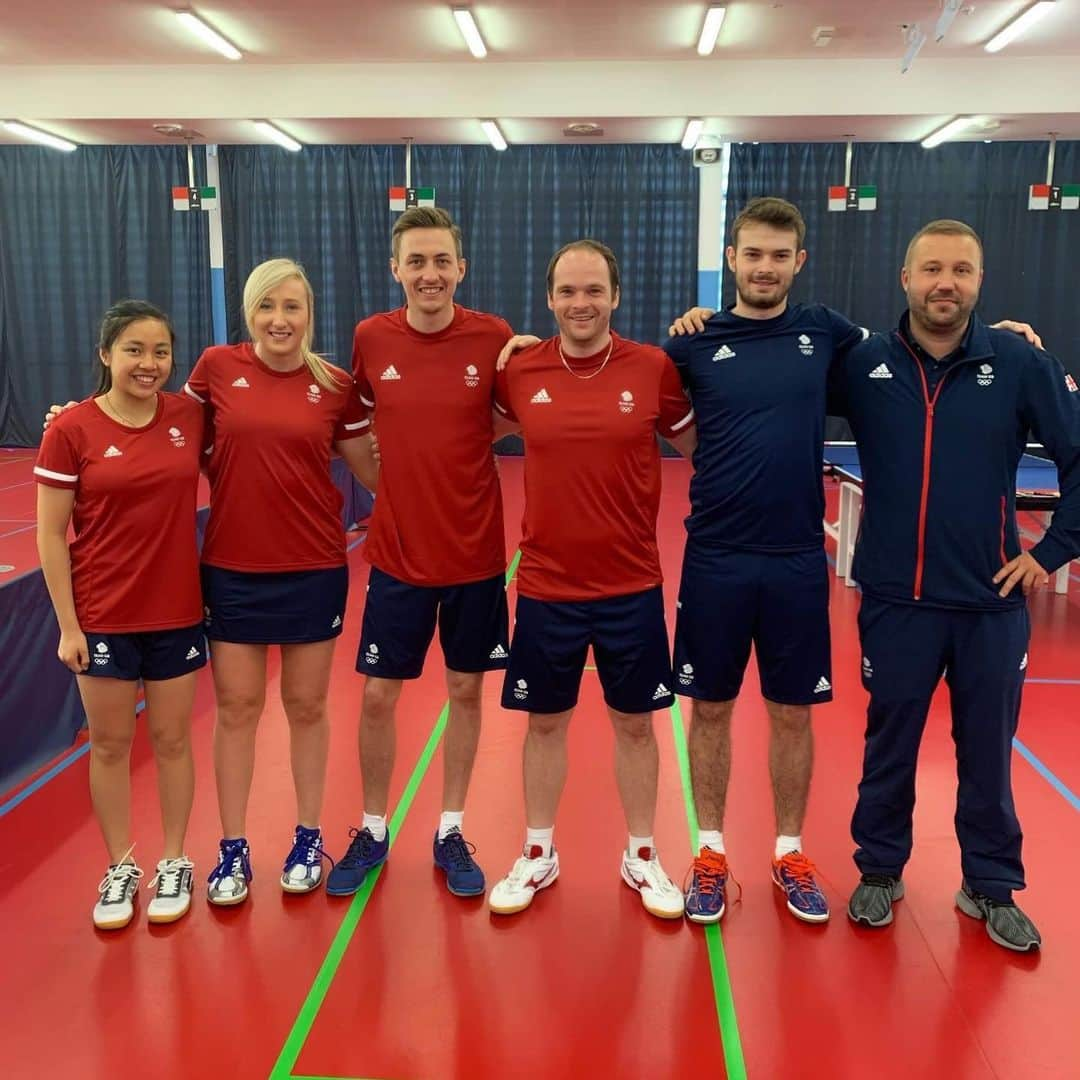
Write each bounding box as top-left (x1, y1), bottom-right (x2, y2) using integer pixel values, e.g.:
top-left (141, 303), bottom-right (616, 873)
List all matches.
top-left (501, 587), bottom-right (675, 715)
top-left (356, 566), bottom-right (509, 679)
top-left (673, 545), bottom-right (832, 705)
top-left (201, 565), bottom-right (348, 645)
top-left (82, 624), bottom-right (207, 682)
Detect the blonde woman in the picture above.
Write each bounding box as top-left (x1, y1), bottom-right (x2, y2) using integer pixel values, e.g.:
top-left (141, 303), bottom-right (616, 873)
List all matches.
top-left (184, 259), bottom-right (376, 904)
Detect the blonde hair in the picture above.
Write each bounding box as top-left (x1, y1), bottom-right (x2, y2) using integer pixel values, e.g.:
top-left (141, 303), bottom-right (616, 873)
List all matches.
top-left (242, 258), bottom-right (347, 393)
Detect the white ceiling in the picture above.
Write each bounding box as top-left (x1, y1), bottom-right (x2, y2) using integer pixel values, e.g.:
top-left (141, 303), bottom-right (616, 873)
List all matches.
top-left (1, 1), bottom-right (1078, 145)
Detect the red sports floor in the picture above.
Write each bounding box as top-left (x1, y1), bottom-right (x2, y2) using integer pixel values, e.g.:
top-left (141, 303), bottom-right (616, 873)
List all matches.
top-left (2, 456), bottom-right (1078, 1079)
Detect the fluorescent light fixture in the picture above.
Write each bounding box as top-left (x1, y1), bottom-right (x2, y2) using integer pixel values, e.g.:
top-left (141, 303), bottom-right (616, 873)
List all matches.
top-left (1, 121), bottom-right (77, 151)
top-left (921, 116), bottom-right (978, 149)
top-left (453, 8), bottom-right (488, 58)
top-left (681, 119), bottom-right (705, 150)
top-left (175, 10), bottom-right (242, 60)
top-left (481, 120), bottom-right (507, 151)
top-left (985, 1), bottom-right (1055, 53)
top-left (697, 7), bottom-right (726, 55)
top-left (900, 22), bottom-right (927, 73)
top-left (934, 0), bottom-right (962, 42)
top-left (252, 121), bottom-right (302, 152)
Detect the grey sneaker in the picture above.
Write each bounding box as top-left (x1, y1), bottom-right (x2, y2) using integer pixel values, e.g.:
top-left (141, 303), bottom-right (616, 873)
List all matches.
top-left (847, 873), bottom-right (904, 927)
top-left (955, 882), bottom-right (1041, 952)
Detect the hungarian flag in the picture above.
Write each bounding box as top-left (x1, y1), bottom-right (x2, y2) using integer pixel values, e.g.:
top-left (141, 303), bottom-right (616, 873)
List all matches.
top-left (172, 186), bottom-right (217, 211)
top-left (1027, 183), bottom-right (1077, 210)
top-left (828, 184), bottom-right (876, 212)
top-left (388, 186), bottom-right (436, 212)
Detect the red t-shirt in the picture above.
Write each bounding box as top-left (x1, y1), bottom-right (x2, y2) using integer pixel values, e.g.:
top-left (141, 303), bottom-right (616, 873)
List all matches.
top-left (352, 305), bottom-right (511, 586)
top-left (34, 393), bottom-right (204, 632)
top-left (185, 342), bottom-right (369, 571)
top-left (494, 333), bottom-right (695, 601)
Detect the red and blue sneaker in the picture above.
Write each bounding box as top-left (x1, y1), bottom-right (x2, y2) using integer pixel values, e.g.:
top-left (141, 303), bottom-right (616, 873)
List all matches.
top-left (772, 851), bottom-right (830, 923)
top-left (684, 848), bottom-right (733, 924)
top-left (433, 828), bottom-right (486, 896)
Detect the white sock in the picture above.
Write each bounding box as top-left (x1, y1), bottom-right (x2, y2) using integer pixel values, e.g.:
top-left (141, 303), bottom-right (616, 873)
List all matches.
top-left (628, 834), bottom-right (655, 859)
top-left (775, 834), bottom-right (801, 859)
top-left (699, 830), bottom-right (724, 854)
top-left (362, 812), bottom-right (387, 842)
top-left (525, 827), bottom-right (554, 858)
top-left (438, 810), bottom-right (464, 840)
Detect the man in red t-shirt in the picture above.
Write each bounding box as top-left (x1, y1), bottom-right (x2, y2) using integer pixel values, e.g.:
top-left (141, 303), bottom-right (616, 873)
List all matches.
top-left (327, 208), bottom-right (516, 899)
top-left (487, 240), bottom-right (697, 920)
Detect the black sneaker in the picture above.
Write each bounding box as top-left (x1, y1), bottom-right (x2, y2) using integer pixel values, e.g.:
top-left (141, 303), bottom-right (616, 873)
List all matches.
top-left (847, 873), bottom-right (904, 927)
top-left (955, 881), bottom-right (1041, 952)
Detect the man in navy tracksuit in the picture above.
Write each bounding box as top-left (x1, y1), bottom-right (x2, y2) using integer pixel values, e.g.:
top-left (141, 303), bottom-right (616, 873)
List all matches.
top-left (840, 219), bottom-right (1080, 951)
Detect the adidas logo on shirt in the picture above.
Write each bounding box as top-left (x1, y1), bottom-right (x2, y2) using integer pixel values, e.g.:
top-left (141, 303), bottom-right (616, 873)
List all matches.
top-left (653, 683), bottom-right (671, 700)
top-left (712, 345), bottom-right (736, 362)
top-left (103, 445), bottom-right (122, 458)
top-left (331, 615), bottom-right (342, 629)
top-left (868, 364), bottom-right (893, 380)
top-left (489, 644), bottom-right (508, 659)
top-left (231, 377), bottom-right (250, 388)
top-left (186, 646), bottom-right (200, 661)
top-left (530, 388), bottom-right (553, 404)
top-left (814, 676), bottom-right (832, 694)
top-left (380, 365), bottom-right (402, 381)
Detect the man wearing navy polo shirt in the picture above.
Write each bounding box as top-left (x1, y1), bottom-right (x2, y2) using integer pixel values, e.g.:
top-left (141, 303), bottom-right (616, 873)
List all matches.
top-left (664, 198), bottom-right (868, 925)
top-left (840, 220), bottom-right (1080, 951)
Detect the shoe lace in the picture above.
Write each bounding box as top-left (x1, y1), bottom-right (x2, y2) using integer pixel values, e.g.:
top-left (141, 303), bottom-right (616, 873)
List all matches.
top-left (150, 856), bottom-right (194, 896)
top-left (208, 838), bottom-right (251, 885)
top-left (438, 828), bottom-right (479, 871)
top-left (685, 850), bottom-right (742, 904)
top-left (778, 851), bottom-right (820, 893)
top-left (98, 846), bottom-right (143, 902)
top-left (283, 827), bottom-right (335, 873)
top-left (338, 826), bottom-right (378, 869)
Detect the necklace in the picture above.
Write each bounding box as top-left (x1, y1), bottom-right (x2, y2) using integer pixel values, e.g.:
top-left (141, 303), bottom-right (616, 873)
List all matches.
top-left (101, 391), bottom-right (153, 428)
top-left (558, 337), bottom-right (614, 380)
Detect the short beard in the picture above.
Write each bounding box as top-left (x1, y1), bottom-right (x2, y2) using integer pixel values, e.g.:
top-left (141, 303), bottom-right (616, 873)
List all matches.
top-left (736, 281), bottom-right (790, 310)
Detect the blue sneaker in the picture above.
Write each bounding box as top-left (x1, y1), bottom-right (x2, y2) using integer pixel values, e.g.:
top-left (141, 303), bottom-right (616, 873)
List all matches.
top-left (684, 848), bottom-right (731, 924)
top-left (281, 826), bottom-right (334, 894)
top-left (326, 826), bottom-right (389, 896)
top-left (433, 828), bottom-right (486, 896)
top-left (772, 851), bottom-right (830, 923)
top-left (207, 837), bottom-right (253, 906)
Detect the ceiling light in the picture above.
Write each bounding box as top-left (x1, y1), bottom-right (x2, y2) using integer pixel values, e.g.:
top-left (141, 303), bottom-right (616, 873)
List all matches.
top-left (453, 8), bottom-right (488, 58)
top-left (252, 121), bottom-right (302, 152)
top-left (985, 1), bottom-right (1055, 53)
top-left (812, 26), bottom-right (835, 47)
top-left (933, 0), bottom-right (962, 42)
top-left (681, 119), bottom-right (705, 150)
top-left (900, 23), bottom-right (927, 73)
top-left (481, 120), bottom-right (507, 151)
top-left (1, 121), bottom-right (77, 152)
top-left (921, 116), bottom-right (978, 149)
top-left (175, 10), bottom-right (242, 61)
top-left (697, 7), bottom-right (726, 55)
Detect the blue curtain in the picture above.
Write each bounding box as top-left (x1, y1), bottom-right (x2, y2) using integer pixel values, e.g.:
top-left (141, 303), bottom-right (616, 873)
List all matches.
top-left (414, 144), bottom-right (699, 345)
top-left (726, 141), bottom-right (1080, 375)
top-left (0, 146), bottom-right (214, 445)
top-left (217, 145), bottom-right (404, 371)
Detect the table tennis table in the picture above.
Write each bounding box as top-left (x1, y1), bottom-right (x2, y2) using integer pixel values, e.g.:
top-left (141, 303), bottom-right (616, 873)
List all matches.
top-left (823, 442), bottom-right (1071, 594)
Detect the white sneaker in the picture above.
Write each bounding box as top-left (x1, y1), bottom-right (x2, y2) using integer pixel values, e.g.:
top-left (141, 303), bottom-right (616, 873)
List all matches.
top-left (147, 856), bottom-right (195, 924)
top-left (489, 845), bottom-right (560, 915)
top-left (93, 852), bottom-right (143, 930)
top-left (621, 847), bottom-right (685, 919)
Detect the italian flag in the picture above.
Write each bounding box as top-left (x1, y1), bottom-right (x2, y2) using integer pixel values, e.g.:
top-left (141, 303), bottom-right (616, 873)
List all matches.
top-left (172, 186), bottom-right (217, 211)
top-left (388, 186), bottom-right (436, 212)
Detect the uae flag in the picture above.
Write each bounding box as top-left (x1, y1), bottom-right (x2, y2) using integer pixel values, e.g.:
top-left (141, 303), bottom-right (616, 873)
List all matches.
top-left (388, 186), bottom-right (436, 212)
top-left (828, 185), bottom-right (877, 211)
top-left (172, 186), bottom-right (217, 211)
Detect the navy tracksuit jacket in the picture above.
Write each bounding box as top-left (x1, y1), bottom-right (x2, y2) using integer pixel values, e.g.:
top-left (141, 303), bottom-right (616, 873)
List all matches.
top-left (836, 313), bottom-right (1080, 899)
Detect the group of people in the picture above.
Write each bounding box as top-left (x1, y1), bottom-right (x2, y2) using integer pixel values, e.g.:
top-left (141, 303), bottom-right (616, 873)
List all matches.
top-left (36, 199), bottom-right (1078, 954)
